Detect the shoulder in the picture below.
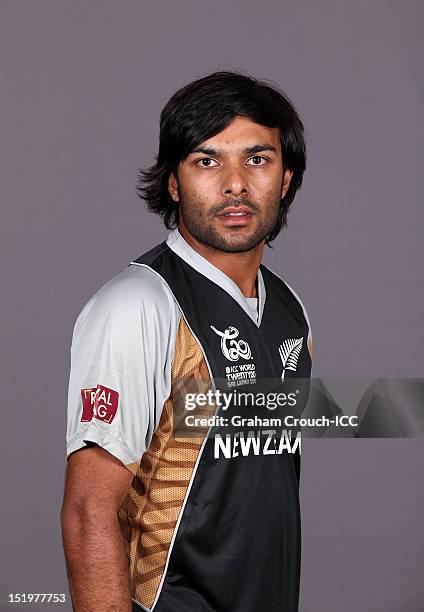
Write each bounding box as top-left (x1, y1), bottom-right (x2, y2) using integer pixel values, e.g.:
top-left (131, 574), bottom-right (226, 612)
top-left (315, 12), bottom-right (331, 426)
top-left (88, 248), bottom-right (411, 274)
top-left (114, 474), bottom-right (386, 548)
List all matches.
top-left (261, 264), bottom-right (313, 349)
top-left (261, 265), bottom-right (309, 314)
top-left (73, 263), bottom-right (180, 333)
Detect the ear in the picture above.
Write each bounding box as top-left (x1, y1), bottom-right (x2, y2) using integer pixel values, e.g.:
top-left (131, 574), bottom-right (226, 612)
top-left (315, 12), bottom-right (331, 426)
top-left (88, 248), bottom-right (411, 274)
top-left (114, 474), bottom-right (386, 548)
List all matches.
top-left (281, 169), bottom-right (293, 199)
top-left (168, 172), bottom-right (180, 202)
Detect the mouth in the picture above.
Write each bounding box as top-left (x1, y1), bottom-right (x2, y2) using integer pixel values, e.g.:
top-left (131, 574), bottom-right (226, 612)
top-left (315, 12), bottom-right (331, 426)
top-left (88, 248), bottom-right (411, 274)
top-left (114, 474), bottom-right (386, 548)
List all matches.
top-left (217, 207), bottom-right (255, 226)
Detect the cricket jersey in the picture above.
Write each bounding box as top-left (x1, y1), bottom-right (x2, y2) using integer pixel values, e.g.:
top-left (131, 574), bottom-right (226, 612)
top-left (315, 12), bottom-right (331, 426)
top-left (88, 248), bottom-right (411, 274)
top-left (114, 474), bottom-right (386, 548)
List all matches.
top-left (66, 228), bottom-right (312, 612)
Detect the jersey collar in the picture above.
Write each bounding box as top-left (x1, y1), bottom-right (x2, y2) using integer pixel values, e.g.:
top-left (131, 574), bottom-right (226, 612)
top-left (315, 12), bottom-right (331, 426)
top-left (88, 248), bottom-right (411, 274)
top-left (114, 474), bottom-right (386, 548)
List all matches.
top-left (166, 228), bottom-right (266, 327)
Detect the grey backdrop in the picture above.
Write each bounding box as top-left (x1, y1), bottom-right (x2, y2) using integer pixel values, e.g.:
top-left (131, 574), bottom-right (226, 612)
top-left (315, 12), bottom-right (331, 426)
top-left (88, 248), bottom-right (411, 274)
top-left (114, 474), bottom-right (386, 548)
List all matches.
top-left (1, 1), bottom-right (423, 610)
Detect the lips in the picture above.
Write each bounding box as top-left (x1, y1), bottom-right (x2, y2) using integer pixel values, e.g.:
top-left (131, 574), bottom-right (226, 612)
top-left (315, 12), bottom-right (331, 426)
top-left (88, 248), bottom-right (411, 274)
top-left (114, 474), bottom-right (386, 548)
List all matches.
top-left (217, 206), bottom-right (254, 226)
top-left (218, 206), bottom-right (254, 217)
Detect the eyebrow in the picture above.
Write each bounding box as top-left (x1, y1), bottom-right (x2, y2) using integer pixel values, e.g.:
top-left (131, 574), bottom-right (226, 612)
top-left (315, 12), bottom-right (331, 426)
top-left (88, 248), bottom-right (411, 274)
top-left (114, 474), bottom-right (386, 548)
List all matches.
top-left (190, 144), bottom-right (278, 156)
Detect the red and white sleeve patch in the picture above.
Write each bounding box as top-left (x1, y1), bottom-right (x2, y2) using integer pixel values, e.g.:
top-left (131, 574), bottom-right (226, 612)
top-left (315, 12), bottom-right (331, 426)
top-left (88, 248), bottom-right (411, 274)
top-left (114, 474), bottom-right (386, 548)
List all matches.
top-left (80, 387), bottom-right (97, 422)
top-left (80, 385), bottom-right (119, 424)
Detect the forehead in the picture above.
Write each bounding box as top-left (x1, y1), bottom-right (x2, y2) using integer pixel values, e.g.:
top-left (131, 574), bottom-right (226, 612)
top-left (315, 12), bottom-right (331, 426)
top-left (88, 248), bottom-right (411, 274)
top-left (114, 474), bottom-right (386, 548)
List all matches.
top-left (195, 116), bottom-right (281, 152)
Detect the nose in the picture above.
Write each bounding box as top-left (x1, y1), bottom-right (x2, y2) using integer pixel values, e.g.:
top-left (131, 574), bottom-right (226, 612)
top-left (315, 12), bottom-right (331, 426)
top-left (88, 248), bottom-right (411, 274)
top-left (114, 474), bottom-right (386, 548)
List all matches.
top-left (220, 163), bottom-right (249, 198)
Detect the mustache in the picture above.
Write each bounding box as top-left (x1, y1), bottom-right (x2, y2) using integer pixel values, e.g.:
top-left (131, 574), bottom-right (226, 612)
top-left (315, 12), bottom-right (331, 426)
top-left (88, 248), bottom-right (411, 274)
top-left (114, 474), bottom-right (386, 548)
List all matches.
top-left (210, 199), bottom-right (260, 216)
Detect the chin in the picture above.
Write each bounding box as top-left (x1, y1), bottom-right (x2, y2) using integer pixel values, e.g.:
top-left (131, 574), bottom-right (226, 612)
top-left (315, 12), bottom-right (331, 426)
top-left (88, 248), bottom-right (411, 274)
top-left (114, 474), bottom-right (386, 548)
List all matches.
top-left (221, 234), bottom-right (264, 253)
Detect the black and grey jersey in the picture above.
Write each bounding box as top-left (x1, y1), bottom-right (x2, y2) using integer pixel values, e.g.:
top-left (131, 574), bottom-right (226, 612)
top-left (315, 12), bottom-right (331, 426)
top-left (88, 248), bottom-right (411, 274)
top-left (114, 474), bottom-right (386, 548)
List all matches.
top-left (66, 228), bottom-right (312, 612)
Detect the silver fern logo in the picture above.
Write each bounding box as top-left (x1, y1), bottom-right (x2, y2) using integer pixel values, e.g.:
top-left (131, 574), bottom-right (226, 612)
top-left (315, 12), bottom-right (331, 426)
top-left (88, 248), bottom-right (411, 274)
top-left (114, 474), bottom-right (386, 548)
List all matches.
top-left (278, 337), bottom-right (303, 381)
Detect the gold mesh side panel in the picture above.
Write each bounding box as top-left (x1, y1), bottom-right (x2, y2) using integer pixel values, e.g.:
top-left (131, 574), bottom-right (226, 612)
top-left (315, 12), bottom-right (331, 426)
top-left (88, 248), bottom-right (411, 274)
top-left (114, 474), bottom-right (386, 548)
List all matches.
top-left (117, 318), bottom-right (213, 609)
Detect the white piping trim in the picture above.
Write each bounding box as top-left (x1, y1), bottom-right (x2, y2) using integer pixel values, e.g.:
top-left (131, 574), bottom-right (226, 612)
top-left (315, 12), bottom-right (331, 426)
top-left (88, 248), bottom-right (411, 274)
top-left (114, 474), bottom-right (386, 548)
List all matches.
top-left (131, 597), bottom-right (150, 611)
top-left (129, 262), bottom-right (219, 611)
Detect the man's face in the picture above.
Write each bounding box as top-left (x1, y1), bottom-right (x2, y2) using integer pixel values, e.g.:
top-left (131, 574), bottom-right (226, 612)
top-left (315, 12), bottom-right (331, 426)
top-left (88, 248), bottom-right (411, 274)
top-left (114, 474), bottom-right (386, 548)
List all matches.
top-left (168, 116), bottom-right (293, 253)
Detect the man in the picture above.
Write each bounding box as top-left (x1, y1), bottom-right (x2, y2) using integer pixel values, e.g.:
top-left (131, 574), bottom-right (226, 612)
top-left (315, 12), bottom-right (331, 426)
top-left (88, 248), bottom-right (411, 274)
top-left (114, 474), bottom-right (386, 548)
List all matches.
top-left (61, 71), bottom-right (313, 612)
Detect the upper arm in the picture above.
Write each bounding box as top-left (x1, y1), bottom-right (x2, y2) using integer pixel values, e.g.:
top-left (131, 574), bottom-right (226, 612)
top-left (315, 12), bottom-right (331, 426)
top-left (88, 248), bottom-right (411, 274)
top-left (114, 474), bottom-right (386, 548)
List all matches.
top-left (62, 444), bottom-right (134, 513)
top-left (65, 266), bottom-right (180, 485)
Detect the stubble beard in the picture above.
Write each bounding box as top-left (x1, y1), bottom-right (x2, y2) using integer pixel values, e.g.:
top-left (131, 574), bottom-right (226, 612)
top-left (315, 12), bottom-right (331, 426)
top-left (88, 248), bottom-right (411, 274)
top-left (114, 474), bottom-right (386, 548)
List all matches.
top-left (178, 191), bottom-right (283, 254)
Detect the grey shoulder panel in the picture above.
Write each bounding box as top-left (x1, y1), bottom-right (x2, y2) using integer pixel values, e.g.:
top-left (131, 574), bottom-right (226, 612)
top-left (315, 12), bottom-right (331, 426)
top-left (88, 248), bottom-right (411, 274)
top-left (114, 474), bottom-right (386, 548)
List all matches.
top-left (66, 263), bottom-right (182, 467)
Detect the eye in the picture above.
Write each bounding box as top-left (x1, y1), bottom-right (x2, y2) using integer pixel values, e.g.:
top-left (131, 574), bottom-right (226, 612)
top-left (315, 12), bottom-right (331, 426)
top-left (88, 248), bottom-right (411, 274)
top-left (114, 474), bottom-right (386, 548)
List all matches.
top-left (246, 155), bottom-right (267, 166)
top-left (196, 157), bottom-right (219, 167)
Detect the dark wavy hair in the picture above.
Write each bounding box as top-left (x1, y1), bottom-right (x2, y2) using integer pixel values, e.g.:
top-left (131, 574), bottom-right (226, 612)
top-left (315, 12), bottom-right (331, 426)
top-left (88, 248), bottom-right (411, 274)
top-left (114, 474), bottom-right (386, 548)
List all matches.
top-left (137, 71), bottom-right (306, 246)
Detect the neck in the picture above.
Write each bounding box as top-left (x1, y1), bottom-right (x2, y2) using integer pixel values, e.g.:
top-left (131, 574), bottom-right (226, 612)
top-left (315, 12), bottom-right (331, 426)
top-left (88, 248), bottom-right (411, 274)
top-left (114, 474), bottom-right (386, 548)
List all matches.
top-left (178, 225), bottom-right (264, 298)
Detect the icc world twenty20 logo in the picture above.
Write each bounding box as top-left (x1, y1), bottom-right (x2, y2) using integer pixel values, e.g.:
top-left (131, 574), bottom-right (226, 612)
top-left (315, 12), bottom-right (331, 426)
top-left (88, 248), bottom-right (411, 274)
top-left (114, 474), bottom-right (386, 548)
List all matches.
top-left (210, 325), bottom-right (252, 362)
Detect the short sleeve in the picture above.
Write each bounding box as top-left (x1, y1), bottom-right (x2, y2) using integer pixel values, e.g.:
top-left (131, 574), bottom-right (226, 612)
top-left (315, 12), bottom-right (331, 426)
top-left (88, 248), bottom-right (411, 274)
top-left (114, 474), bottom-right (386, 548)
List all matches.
top-left (66, 265), bottom-right (180, 476)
